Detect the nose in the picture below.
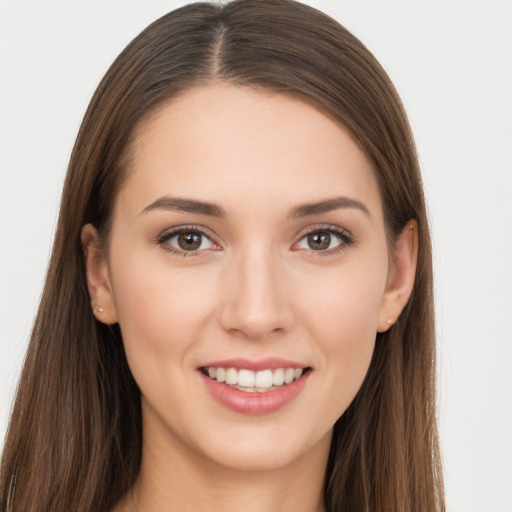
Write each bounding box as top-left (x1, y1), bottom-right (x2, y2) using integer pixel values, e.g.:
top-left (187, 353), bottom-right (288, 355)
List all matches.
top-left (218, 244), bottom-right (294, 340)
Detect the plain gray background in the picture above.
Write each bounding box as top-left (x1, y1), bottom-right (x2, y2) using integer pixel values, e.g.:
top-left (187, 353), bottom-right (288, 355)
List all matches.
top-left (1, 1), bottom-right (511, 510)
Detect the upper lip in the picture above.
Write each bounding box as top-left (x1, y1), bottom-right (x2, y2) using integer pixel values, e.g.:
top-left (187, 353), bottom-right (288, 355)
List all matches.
top-left (200, 358), bottom-right (309, 372)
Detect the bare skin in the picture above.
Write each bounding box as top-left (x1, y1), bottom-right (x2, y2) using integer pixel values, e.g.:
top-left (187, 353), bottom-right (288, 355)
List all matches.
top-left (83, 84), bottom-right (417, 512)
top-left (114, 424), bottom-right (329, 512)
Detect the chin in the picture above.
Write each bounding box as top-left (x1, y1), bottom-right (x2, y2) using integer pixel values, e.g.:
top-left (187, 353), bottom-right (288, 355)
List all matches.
top-left (188, 422), bottom-right (333, 473)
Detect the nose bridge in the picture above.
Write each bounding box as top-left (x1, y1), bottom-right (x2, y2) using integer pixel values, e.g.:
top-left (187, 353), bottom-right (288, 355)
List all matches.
top-left (219, 240), bottom-right (293, 339)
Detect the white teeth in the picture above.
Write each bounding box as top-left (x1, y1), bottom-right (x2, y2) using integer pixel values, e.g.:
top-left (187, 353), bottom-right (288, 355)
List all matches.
top-left (234, 384), bottom-right (255, 392)
top-left (255, 369), bottom-right (273, 388)
top-left (226, 368), bottom-right (238, 385)
top-left (272, 368), bottom-right (285, 385)
top-left (216, 367), bottom-right (226, 383)
top-left (206, 366), bottom-right (305, 390)
top-left (238, 369), bottom-right (255, 387)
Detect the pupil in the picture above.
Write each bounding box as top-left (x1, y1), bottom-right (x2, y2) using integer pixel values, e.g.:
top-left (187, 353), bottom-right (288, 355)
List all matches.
top-left (178, 232), bottom-right (202, 250)
top-left (308, 232), bottom-right (330, 250)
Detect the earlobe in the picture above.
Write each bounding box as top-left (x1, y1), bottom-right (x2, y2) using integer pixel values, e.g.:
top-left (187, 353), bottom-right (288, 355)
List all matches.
top-left (377, 221), bottom-right (418, 332)
top-left (81, 224), bottom-right (118, 325)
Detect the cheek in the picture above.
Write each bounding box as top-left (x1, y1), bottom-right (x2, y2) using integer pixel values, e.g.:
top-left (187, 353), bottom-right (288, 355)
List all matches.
top-left (295, 259), bottom-right (386, 404)
top-left (109, 248), bottom-right (216, 367)
top-left (314, 288), bottom-right (379, 375)
top-left (299, 257), bottom-right (386, 341)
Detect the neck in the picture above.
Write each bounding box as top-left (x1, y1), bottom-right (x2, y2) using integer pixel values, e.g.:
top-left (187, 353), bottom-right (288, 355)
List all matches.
top-left (114, 418), bottom-right (330, 512)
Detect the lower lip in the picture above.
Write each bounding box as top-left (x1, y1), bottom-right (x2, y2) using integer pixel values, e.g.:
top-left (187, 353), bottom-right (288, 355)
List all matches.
top-left (200, 371), bottom-right (310, 415)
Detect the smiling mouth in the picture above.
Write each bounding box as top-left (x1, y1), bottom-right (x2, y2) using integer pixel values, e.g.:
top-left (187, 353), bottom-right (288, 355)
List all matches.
top-left (201, 367), bottom-right (310, 393)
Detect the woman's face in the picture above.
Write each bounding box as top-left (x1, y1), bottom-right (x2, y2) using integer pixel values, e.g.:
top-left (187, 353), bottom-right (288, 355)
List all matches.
top-left (92, 85), bottom-right (400, 472)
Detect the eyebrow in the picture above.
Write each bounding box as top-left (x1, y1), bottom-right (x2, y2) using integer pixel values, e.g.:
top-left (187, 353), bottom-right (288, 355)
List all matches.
top-left (140, 195), bottom-right (370, 219)
top-left (288, 196), bottom-right (370, 219)
top-left (141, 197), bottom-right (226, 217)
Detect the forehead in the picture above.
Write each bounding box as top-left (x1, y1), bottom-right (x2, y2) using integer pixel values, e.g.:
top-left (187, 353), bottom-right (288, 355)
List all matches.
top-left (117, 84), bottom-right (382, 222)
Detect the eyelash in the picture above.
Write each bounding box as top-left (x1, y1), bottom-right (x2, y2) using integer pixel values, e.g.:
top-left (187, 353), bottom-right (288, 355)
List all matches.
top-left (155, 225), bottom-right (217, 257)
top-left (155, 224), bottom-right (354, 257)
top-left (294, 225), bottom-right (355, 257)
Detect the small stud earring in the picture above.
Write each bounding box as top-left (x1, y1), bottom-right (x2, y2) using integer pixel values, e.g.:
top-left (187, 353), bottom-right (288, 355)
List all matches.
top-left (387, 319), bottom-right (392, 326)
top-left (95, 303), bottom-right (104, 313)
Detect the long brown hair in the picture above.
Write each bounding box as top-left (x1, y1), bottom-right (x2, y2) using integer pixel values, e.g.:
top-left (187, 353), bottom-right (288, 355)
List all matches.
top-left (0, 1), bottom-right (444, 510)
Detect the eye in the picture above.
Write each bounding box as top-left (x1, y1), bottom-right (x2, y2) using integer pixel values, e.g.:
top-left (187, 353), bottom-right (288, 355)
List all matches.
top-left (157, 227), bottom-right (218, 255)
top-left (295, 227), bottom-right (353, 253)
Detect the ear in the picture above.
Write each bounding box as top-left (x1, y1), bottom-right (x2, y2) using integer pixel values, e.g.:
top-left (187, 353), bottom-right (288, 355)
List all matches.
top-left (81, 224), bottom-right (118, 325)
top-left (377, 220), bottom-right (418, 332)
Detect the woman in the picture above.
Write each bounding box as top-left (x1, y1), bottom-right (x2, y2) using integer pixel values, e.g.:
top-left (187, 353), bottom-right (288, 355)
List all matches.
top-left (0, 1), bottom-right (444, 511)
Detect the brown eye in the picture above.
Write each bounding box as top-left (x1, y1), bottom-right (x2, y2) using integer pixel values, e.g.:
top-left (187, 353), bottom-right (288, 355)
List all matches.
top-left (160, 229), bottom-right (216, 254)
top-left (178, 232), bottom-right (203, 251)
top-left (307, 231), bottom-right (331, 250)
top-left (295, 227), bottom-right (352, 253)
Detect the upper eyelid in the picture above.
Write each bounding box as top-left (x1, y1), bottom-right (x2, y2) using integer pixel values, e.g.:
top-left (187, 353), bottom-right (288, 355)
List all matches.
top-left (294, 223), bottom-right (353, 240)
top-left (159, 225), bottom-right (216, 240)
